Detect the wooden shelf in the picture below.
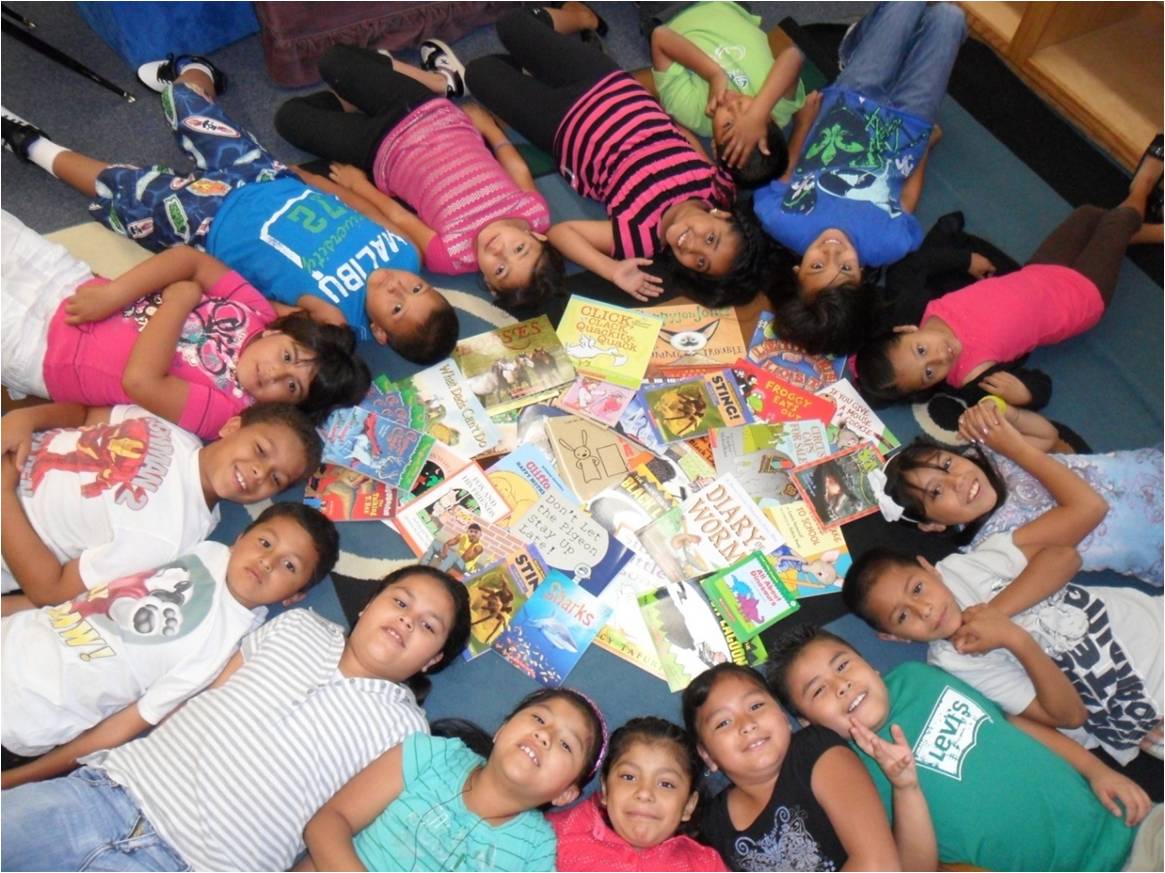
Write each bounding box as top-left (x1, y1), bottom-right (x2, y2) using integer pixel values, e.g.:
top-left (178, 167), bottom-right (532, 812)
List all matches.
top-left (960, 1), bottom-right (1163, 170)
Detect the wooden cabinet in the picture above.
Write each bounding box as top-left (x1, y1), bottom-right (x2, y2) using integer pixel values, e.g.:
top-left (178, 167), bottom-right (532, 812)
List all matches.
top-left (959, 2), bottom-right (1163, 170)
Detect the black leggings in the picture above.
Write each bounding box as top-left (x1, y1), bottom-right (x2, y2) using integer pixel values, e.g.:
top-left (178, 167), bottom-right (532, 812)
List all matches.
top-left (1026, 205), bottom-right (1142, 306)
top-left (274, 45), bottom-right (440, 174)
top-left (464, 7), bottom-right (618, 154)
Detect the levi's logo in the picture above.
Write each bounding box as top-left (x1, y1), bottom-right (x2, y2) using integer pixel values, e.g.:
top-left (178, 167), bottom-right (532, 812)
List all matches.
top-left (913, 686), bottom-right (991, 780)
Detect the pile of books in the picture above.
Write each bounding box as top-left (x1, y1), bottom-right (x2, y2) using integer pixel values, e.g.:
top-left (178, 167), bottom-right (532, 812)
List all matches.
top-left (307, 298), bottom-right (899, 690)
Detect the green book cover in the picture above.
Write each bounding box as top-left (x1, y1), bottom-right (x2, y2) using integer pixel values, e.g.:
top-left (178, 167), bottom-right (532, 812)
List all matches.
top-left (700, 551), bottom-right (799, 642)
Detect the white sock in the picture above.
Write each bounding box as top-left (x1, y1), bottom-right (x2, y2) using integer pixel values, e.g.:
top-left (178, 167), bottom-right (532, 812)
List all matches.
top-left (28, 137), bottom-right (66, 177)
top-left (178, 61), bottom-right (215, 82)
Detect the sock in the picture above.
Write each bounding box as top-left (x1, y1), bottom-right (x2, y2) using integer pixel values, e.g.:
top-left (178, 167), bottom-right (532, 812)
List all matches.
top-left (177, 60), bottom-right (215, 82)
top-left (27, 137), bottom-right (66, 177)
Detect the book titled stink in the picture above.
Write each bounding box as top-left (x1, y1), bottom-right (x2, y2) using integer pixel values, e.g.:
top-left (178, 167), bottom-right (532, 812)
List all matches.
top-left (493, 571), bottom-right (611, 687)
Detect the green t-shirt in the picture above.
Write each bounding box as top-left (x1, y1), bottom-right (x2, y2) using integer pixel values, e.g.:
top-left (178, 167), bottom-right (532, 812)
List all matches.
top-left (857, 662), bottom-right (1134, 870)
top-left (653, 0), bottom-right (806, 137)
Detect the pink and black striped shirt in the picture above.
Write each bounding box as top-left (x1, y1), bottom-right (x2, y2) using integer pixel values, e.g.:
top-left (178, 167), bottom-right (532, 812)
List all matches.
top-left (554, 71), bottom-right (735, 261)
top-left (372, 99), bottom-right (550, 275)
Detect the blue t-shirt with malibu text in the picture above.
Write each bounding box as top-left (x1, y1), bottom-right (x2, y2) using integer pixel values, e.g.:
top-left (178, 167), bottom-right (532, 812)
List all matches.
top-left (207, 177), bottom-right (420, 342)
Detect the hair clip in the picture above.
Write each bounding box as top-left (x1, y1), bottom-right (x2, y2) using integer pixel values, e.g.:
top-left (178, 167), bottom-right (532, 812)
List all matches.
top-left (867, 467), bottom-right (909, 523)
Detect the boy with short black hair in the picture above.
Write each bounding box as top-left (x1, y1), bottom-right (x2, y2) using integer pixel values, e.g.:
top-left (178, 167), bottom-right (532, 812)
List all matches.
top-left (768, 625), bottom-right (1160, 871)
top-left (1, 400), bottom-right (320, 607)
top-left (1, 502), bottom-right (340, 787)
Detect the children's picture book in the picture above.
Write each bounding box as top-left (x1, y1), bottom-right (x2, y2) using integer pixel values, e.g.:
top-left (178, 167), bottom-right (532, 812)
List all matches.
top-left (584, 458), bottom-right (691, 550)
top-left (494, 571), bottom-right (611, 687)
top-left (815, 378), bottom-right (901, 455)
top-left (617, 394), bottom-right (718, 489)
top-left (415, 505), bottom-right (538, 580)
top-left (556, 296), bottom-right (662, 388)
top-left (303, 464), bottom-right (394, 522)
top-left (747, 311), bottom-right (845, 392)
top-left (555, 375), bottom-right (637, 427)
top-left (644, 302), bottom-right (747, 375)
top-left (707, 596), bottom-right (770, 668)
top-left (486, 443), bottom-right (570, 525)
top-left (546, 414), bottom-right (652, 502)
top-left (638, 475), bottom-right (786, 583)
top-left (393, 463), bottom-right (511, 556)
top-left (790, 443), bottom-right (886, 529)
top-left (593, 554), bottom-right (668, 680)
top-left (513, 487), bottom-right (632, 596)
top-left (711, 420), bottom-right (831, 475)
top-left (403, 441), bottom-right (469, 500)
top-left (700, 552), bottom-right (799, 641)
top-left (394, 359), bottom-right (502, 455)
top-left (462, 549), bottom-right (547, 660)
top-left (638, 581), bottom-right (733, 692)
top-left (732, 359), bottom-right (837, 425)
top-left (641, 369), bottom-right (750, 444)
top-left (361, 380), bottom-right (418, 428)
top-left (453, 315), bottom-right (575, 415)
top-left (319, 406), bottom-right (434, 490)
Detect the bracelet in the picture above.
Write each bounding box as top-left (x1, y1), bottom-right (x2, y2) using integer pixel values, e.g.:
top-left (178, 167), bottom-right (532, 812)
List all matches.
top-left (492, 139), bottom-right (513, 152)
top-left (979, 394), bottom-right (1007, 413)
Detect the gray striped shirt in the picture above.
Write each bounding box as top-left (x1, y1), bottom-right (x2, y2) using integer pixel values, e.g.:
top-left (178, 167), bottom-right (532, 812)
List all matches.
top-left (87, 609), bottom-right (429, 871)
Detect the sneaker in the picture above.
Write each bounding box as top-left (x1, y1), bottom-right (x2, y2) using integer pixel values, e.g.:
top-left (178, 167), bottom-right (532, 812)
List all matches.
top-left (1, 109), bottom-right (46, 162)
top-left (418, 38), bottom-right (466, 99)
top-left (137, 54), bottom-right (228, 96)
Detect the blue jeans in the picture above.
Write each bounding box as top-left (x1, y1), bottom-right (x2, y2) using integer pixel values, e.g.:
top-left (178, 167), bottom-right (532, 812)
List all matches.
top-left (836, 1), bottom-right (967, 122)
top-left (1, 767), bottom-right (191, 871)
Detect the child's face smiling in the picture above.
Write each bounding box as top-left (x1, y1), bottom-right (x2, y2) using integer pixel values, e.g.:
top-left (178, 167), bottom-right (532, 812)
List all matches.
top-left (602, 740), bottom-right (698, 850)
top-left (225, 514), bottom-right (318, 609)
top-left (343, 574), bottom-right (455, 681)
top-left (902, 450), bottom-right (998, 526)
top-left (235, 332), bottom-right (318, 404)
top-left (660, 201), bottom-right (739, 275)
top-left (364, 269), bottom-right (445, 346)
top-left (864, 557), bottom-right (963, 642)
top-left (785, 639), bottom-right (890, 737)
top-left (794, 228), bottom-right (862, 297)
top-left (199, 420), bottom-right (310, 506)
top-left (694, 674), bottom-right (790, 786)
top-left (887, 327), bottom-right (962, 393)
top-left (476, 220), bottom-right (546, 294)
top-left (493, 697), bottom-right (592, 807)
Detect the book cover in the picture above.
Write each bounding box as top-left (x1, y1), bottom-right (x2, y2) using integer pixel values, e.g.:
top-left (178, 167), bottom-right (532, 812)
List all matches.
top-left (393, 464), bottom-right (511, 556)
top-left (556, 296), bottom-right (662, 388)
top-left (494, 571), bottom-right (611, 687)
top-left (546, 415), bottom-right (652, 502)
top-left (486, 443), bottom-right (570, 525)
top-left (637, 475), bottom-right (786, 583)
top-left (709, 421), bottom-right (831, 502)
top-left (747, 311), bottom-right (845, 392)
top-left (617, 394), bottom-right (717, 489)
top-left (593, 554), bottom-right (668, 680)
top-left (462, 549), bottom-right (547, 660)
top-left (584, 458), bottom-right (692, 550)
top-left (638, 581), bottom-right (733, 692)
top-left (394, 358), bottom-right (502, 455)
top-left (790, 443), bottom-right (886, 529)
top-left (415, 505), bottom-right (536, 580)
top-left (700, 551), bottom-right (799, 641)
top-left (513, 487), bottom-right (632, 596)
top-left (707, 595), bottom-right (770, 668)
top-left (303, 464), bottom-right (394, 522)
top-left (361, 380), bottom-right (420, 429)
top-left (645, 302), bottom-right (747, 375)
top-left (319, 406), bottom-right (433, 489)
top-left (555, 376), bottom-right (637, 427)
top-left (815, 379), bottom-right (901, 455)
top-left (641, 369), bottom-right (750, 444)
top-left (453, 315), bottom-right (576, 415)
top-left (732, 359), bottom-right (837, 425)
top-left (402, 441), bottom-right (469, 499)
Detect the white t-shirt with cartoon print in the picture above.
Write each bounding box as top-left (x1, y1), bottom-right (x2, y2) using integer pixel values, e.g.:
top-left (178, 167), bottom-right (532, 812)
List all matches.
top-left (1, 541), bottom-right (264, 756)
top-left (927, 532), bottom-right (1163, 765)
top-left (2, 405), bottom-right (218, 593)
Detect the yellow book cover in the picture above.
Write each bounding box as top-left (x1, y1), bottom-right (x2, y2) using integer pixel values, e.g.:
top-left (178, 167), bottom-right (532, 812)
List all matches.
top-left (642, 302), bottom-right (747, 375)
top-left (555, 296), bottom-right (662, 388)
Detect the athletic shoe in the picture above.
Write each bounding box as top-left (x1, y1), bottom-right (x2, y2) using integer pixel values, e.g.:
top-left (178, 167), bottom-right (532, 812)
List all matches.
top-left (1, 109), bottom-right (46, 162)
top-left (419, 38), bottom-right (467, 98)
top-left (137, 54), bottom-right (228, 95)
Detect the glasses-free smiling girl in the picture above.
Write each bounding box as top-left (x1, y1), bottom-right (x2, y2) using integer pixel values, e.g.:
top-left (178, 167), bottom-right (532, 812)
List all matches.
top-left (299, 688), bottom-right (607, 872)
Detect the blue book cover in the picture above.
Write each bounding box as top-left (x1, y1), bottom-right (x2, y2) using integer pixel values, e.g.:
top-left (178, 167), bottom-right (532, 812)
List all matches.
top-left (493, 571), bottom-right (612, 687)
top-left (319, 406), bottom-right (434, 489)
top-left (361, 380), bottom-right (418, 428)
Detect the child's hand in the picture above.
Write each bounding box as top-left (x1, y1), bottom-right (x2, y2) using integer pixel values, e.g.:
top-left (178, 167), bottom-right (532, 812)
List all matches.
top-left (63, 282), bottom-right (120, 325)
top-left (160, 280), bottom-right (203, 312)
top-left (968, 253), bottom-right (997, 279)
top-left (957, 401), bottom-right (1029, 457)
top-left (720, 104), bottom-right (771, 169)
top-left (705, 71), bottom-right (729, 117)
top-left (850, 720), bottom-right (919, 790)
top-left (328, 163), bottom-right (367, 190)
top-left (950, 603), bottom-right (1021, 654)
top-left (793, 90), bottom-right (823, 131)
top-left (611, 258), bottom-right (664, 301)
top-left (977, 370), bottom-right (1033, 406)
top-left (1, 410), bottom-right (37, 470)
top-left (1089, 767), bottom-right (1151, 825)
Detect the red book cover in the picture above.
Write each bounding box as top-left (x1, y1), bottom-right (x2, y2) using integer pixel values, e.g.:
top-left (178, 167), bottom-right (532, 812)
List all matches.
top-left (731, 359), bottom-right (836, 425)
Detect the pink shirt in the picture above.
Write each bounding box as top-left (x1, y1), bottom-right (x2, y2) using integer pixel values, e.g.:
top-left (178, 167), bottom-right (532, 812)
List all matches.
top-left (372, 99), bottom-right (550, 275)
top-left (550, 795), bottom-right (728, 872)
top-left (924, 264), bottom-right (1104, 387)
top-left (43, 270), bottom-right (275, 439)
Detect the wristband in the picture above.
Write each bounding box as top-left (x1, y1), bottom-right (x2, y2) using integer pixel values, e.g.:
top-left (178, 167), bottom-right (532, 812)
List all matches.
top-left (979, 394), bottom-right (1007, 413)
top-left (492, 139), bottom-right (513, 152)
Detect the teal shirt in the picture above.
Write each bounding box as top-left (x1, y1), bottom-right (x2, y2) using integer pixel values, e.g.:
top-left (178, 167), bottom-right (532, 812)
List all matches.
top-left (858, 662), bottom-right (1135, 871)
top-left (353, 733), bottom-right (558, 871)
